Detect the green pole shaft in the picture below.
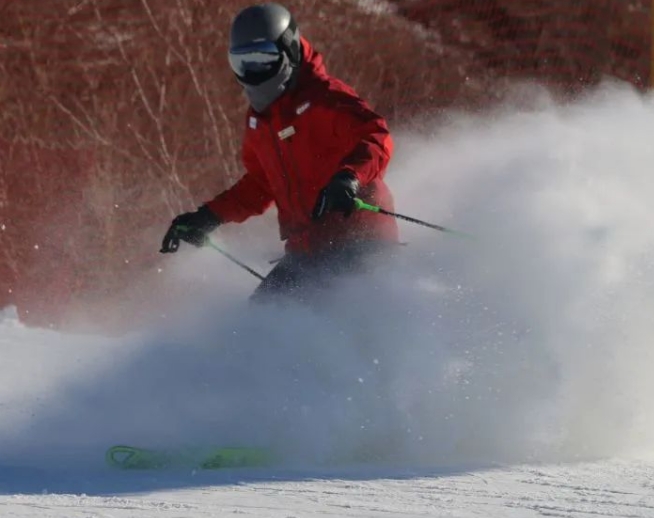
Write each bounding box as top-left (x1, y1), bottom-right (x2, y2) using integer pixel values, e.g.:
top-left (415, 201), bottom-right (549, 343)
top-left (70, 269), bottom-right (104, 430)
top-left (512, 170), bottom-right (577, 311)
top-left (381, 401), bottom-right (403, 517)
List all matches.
top-left (354, 198), bottom-right (473, 239)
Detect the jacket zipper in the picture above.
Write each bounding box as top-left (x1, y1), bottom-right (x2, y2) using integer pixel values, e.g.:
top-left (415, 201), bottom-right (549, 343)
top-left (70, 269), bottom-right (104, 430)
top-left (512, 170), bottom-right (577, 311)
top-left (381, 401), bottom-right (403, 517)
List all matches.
top-left (285, 137), bottom-right (310, 219)
top-left (267, 119), bottom-right (296, 213)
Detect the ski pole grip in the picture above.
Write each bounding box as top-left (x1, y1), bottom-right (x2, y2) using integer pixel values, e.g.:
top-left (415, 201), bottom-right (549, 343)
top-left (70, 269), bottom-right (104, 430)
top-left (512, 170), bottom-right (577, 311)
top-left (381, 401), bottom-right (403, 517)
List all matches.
top-left (354, 198), bottom-right (380, 213)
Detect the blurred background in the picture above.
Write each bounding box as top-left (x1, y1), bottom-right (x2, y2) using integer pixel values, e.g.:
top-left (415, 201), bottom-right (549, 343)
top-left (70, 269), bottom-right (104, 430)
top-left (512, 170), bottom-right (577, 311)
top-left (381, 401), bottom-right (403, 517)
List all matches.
top-left (0, 0), bottom-right (650, 330)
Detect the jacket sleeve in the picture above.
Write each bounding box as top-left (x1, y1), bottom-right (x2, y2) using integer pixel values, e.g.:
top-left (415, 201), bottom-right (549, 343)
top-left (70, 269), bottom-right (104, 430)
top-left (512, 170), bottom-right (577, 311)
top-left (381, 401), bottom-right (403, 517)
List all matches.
top-left (205, 140), bottom-right (274, 223)
top-left (329, 90), bottom-right (393, 186)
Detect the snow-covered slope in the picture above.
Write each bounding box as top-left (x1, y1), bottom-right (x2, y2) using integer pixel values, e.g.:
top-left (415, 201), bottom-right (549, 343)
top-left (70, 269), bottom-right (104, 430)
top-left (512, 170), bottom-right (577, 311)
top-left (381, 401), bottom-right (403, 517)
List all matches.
top-left (3, 460), bottom-right (654, 517)
top-left (2, 83), bottom-right (654, 516)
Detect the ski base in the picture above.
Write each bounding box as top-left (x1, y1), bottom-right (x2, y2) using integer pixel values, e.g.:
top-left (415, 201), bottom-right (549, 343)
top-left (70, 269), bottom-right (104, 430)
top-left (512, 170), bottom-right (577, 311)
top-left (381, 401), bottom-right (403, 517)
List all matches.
top-left (106, 445), bottom-right (271, 470)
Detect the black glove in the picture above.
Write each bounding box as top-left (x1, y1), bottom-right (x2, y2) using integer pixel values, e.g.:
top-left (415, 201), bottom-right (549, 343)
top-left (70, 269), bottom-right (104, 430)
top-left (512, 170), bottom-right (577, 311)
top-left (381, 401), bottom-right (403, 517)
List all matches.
top-left (160, 205), bottom-right (221, 253)
top-left (312, 171), bottom-right (360, 220)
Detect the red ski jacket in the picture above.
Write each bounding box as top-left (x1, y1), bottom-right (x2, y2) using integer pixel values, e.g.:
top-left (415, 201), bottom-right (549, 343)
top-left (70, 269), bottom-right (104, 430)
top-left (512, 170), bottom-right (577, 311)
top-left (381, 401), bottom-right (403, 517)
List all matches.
top-left (206, 37), bottom-right (399, 254)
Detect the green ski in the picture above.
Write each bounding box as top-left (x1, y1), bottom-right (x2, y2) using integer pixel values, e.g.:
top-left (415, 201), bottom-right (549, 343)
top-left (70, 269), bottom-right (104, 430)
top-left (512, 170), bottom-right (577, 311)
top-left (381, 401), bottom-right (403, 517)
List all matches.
top-left (106, 445), bottom-right (271, 470)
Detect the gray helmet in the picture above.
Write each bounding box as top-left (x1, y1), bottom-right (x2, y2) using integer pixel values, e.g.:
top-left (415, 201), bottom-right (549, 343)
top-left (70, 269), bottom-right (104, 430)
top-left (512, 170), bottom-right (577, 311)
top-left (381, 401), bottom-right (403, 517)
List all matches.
top-left (228, 3), bottom-right (302, 86)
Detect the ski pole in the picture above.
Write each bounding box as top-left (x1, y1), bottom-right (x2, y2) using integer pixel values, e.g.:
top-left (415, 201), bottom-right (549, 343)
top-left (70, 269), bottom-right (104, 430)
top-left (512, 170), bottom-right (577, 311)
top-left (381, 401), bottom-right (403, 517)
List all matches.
top-left (172, 224), bottom-right (265, 280)
top-left (204, 237), bottom-right (265, 280)
top-left (354, 198), bottom-right (474, 240)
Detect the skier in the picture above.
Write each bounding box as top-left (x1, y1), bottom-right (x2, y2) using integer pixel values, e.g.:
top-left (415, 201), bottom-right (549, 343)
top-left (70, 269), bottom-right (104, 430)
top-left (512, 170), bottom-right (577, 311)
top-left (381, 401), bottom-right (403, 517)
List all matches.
top-left (160, 2), bottom-right (399, 301)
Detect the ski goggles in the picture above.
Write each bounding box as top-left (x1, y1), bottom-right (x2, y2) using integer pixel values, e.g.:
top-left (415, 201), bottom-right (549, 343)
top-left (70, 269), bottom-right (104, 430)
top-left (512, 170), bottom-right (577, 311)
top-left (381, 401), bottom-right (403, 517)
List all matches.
top-left (228, 41), bottom-right (283, 85)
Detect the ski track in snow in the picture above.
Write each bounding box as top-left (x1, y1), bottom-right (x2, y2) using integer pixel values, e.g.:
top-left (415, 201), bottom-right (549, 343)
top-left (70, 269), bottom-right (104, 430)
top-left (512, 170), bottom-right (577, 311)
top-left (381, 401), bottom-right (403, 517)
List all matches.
top-left (2, 84), bottom-right (654, 516)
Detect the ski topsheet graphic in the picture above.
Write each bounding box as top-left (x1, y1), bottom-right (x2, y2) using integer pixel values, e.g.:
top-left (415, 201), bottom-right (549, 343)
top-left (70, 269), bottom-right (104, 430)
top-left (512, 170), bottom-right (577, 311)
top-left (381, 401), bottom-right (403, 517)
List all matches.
top-left (106, 445), bottom-right (271, 470)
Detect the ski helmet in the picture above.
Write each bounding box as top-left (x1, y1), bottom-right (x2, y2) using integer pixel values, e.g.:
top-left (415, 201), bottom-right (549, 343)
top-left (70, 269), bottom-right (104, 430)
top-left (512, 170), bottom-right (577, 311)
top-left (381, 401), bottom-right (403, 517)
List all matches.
top-left (228, 3), bottom-right (302, 112)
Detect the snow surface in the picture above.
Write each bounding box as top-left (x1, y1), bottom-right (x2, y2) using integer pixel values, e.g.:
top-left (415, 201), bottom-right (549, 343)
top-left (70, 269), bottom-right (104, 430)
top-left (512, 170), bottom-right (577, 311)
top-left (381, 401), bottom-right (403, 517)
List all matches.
top-left (2, 83), bottom-right (654, 516)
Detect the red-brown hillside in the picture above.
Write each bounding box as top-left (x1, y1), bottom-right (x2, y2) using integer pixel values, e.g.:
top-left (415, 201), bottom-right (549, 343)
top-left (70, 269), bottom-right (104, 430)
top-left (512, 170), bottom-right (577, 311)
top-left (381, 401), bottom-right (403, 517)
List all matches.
top-left (0, 0), bottom-right (650, 329)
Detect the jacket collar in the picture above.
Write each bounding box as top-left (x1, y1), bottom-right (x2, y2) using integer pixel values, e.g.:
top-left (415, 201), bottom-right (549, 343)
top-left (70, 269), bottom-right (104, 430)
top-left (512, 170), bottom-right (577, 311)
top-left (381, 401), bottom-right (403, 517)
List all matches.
top-left (296, 36), bottom-right (328, 83)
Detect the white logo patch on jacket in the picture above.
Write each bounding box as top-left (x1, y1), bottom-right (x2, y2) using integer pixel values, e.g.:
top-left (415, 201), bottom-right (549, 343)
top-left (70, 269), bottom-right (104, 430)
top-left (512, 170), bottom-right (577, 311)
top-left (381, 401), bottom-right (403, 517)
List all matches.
top-left (278, 126), bottom-right (296, 140)
top-left (249, 116), bottom-right (257, 129)
top-left (296, 102), bottom-right (311, 115)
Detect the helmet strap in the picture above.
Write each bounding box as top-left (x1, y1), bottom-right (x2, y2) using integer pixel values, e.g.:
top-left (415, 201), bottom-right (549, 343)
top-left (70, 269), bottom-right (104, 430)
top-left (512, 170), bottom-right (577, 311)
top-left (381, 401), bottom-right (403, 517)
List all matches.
top-left (278, 19), bottom-right (301, 67)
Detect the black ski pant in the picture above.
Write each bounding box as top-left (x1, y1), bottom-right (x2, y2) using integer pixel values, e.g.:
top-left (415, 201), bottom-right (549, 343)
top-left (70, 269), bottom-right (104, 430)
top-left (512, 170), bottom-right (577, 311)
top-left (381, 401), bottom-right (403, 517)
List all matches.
top-left (250, 241), bottom-right (394, 304)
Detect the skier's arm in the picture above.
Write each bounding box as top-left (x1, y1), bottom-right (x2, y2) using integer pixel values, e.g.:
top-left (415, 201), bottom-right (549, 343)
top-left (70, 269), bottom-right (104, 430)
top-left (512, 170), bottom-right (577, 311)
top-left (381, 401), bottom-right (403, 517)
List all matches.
top-left (206, 141), bottom-right (274, 223)
top-left (330, 91), bottom-right (393, 186)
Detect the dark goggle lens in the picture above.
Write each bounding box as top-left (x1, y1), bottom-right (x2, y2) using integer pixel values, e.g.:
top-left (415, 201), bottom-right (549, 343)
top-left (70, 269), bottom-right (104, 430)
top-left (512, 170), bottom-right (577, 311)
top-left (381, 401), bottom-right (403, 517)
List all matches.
top-left (228, 41), bottom-right (282, 84)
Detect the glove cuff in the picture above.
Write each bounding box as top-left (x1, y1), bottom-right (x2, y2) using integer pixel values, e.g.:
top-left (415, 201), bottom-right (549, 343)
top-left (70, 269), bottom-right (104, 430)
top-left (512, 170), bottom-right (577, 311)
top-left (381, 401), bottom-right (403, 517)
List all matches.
top-left (197, 204), bottom-right (222, 232)
top-left (332, 170), bottom-right (359, 193)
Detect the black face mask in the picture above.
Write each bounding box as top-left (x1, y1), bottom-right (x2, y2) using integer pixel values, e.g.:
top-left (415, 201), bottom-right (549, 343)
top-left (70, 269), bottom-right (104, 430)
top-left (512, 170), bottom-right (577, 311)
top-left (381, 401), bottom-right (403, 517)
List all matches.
top-left (237, 52), bottom-right (295, 113)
